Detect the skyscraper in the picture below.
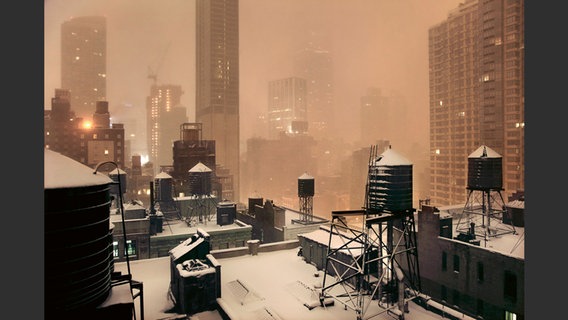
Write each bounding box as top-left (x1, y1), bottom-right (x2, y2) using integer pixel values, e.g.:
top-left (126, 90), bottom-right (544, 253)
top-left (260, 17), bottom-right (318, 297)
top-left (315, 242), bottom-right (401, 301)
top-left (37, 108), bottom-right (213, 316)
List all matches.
top-left (196, 0), bottom-right (240, 202)
top-left (359, 87), bottom-right (390, 146)
top-left (146, 84), bottom-right (187, 172)
top-left (268, 77), bottom-right (308, 139)
top-left (61, 16), bottom-right (107, 119)
top-left (428, 0), bottom-right (524, 206)
top-left (293, 36), bottom-right (334, 140)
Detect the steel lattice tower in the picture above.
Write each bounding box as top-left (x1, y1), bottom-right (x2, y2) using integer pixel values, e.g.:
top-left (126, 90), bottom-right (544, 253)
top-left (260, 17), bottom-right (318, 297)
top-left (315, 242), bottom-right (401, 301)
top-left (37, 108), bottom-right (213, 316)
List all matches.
top-left (455, 146), bottom-right (516, 246)
top-left (320, 145), bottom-right (421, 320)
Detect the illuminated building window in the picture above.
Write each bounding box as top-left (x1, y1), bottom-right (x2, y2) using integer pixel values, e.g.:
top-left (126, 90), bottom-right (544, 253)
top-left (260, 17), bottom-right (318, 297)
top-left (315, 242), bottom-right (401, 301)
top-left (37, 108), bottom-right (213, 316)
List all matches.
top-left (125, 239), bottom-right (137, 256)
top-left (112, 241), bottom-right (119, 258)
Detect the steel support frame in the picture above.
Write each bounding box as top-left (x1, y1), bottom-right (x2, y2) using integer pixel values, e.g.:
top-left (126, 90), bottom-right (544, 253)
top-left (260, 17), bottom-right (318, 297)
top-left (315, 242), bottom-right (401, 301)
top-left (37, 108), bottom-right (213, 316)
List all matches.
top-left (320, 209), bottom-right (421, 320)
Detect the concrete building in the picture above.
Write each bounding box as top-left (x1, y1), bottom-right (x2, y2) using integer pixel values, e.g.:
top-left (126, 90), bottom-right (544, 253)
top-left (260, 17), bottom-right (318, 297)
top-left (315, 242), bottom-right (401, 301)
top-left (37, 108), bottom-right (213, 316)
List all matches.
top-left (196, 0), bottom-right (240, 202)
top-left (241, 135), bottom-right (317, 208)
top-left (237, 198), bottom-right (328, 244)
top-left (45, 92), bottom-right (126, 169)
top-left (61, 15), bottom-right (107, 119)
top-left (416, 202), bottom-right (524, 320)
top-left (428, 0), bottom-right (524, 206)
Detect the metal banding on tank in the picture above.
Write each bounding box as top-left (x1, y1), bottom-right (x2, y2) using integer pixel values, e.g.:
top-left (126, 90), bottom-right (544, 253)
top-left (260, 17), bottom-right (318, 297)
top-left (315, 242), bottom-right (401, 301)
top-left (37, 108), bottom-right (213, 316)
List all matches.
top-left (44, 150), bottom-right (115, 315)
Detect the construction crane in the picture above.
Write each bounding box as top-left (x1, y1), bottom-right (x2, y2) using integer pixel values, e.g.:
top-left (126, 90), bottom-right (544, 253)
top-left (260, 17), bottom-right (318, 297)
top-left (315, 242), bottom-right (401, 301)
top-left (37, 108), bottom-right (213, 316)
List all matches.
top-left (148, 41), bottom-right (171, 85)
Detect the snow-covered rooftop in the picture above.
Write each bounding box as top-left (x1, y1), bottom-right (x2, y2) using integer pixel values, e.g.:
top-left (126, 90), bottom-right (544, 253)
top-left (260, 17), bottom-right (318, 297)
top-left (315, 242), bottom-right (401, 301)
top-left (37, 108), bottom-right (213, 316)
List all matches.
top-left (114, 247), bottom-right (460, 320)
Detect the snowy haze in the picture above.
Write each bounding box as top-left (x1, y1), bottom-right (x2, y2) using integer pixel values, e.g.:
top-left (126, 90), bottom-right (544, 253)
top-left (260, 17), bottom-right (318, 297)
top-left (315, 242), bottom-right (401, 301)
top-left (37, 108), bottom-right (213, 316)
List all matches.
top-left (44, 0), bottom-right (461, 145)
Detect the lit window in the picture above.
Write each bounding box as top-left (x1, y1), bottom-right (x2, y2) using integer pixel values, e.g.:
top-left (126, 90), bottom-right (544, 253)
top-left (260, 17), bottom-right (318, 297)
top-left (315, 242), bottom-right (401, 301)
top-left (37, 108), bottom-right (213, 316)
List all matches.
top-left (112, 241), bottom-right (119, 258)
top-left (104, 149), bottom-right (109, 155)
top-left (505, 311), bottom-right (517, 320)
top-left (125, 240), bottom-right (137, 256)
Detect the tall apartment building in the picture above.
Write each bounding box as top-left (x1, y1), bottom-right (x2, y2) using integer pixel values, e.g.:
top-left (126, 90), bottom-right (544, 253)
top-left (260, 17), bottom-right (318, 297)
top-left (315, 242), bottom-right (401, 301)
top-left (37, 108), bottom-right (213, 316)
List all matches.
top-left (428, 0), bottom-right (524, 206)
top-left (61, 16), bottom-right (107, 119)
top-left (293, 39), bottom-right (334, 140)
top-left (45, 90), bottom-right (125, 169)
top-left (146, 84), bottom-right (187, 172)
top-left (196, 0), bottom-right (240, 202)
top-left (267, 77), bottom-right (308, 139)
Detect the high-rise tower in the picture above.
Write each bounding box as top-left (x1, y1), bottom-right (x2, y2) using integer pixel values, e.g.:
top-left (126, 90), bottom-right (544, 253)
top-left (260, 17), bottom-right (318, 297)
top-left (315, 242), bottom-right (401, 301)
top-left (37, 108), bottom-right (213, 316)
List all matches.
top-left (293, 35), bottom-right (334, 140)
top-left (146, 84), bottom-right (187, 172)
top-left (196, 0), bottom-right (240, 202)
top-left (61, 16), bottom-right (107, 119)
top-left (428, 0), bottom-right (524, 206)
top-left (268, 77), bottom-right (307, 139)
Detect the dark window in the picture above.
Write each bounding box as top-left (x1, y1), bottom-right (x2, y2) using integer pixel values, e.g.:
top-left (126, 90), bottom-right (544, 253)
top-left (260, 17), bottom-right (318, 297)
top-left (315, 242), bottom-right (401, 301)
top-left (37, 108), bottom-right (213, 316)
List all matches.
top-left (441, 285), bottom-right (447, 301)
top-left (442, 252), bottom-right (448, 271)
top-left (504, 271), bottom-right (517, 302)
top-left (477, 261), bottom-right (484, 282)
top-left (453, 290), bottom-right (460, 307)
top-left (477, 299), bottom-right (484, 316)
top-left (453, 254), bottom-right (460, 273)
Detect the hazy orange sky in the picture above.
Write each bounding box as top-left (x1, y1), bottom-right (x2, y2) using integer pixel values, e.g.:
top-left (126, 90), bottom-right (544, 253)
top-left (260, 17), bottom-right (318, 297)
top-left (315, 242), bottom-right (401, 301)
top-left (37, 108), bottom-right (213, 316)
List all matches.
top-left (44, 0), bottom-right (462, 152)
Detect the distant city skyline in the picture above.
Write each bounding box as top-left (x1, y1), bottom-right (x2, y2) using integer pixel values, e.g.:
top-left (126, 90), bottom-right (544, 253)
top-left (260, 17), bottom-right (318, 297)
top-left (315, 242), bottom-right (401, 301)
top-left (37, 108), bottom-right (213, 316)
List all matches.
top-left (45, 0), bottom-right (462, 153)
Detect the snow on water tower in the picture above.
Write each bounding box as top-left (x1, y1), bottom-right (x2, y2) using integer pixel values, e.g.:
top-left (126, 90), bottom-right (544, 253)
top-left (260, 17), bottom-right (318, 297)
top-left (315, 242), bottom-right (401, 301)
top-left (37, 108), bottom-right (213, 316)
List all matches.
top-left (153, 171), bottom-right (181, 219)
top-left (109, 168), bottom-right (127, 208)
top-left (367, 146), bottom-right (413, 214)
top-left (187, 162), bottom-right (217, 224)
top-left (456, 145), bottom-right (516, 244)
top-left (188, 162), bottom-right (212, 196)
top-left (321, 145), bottom-right (421, 320)
top-left (298, 172), bottom-right (314, 222)
top-left (44, 150), bottom-right (117, 318)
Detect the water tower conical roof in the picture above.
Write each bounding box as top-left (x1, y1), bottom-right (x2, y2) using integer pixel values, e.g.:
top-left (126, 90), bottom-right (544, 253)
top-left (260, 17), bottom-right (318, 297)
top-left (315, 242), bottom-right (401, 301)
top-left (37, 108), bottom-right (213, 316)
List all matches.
top-left (109, 168), bottom-right (127, 175)
top-left (468, 145), bottom-right (501, 158)
top-left (374, 147), bottom-right (412, 166)
top-left (155, 171), bottom-right (173, 179)
top-left (189, 162), bottom-right (212, 172)
top-left (299, 172), bottom-right (314, 180)
top-left (44, 149), bottom-right (112, 189)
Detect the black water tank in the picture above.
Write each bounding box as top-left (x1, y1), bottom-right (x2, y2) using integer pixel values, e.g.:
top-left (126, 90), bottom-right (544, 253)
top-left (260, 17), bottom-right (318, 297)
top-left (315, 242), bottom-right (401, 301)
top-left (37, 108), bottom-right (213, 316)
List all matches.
top-left (109, 167), bottom-right (127, 195)
top-left (298, 172), bottom-right (315, 197)
top-left (44, 150), bottom-right (115, 316)
top-left (467, 145), bottom-right (502, 190)
top-left (154, 171), bottom-right (174, 201)
top-left (188, 162), bottom-right (212, 196)
top-left (367, 147), bottom-right (413, 213)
